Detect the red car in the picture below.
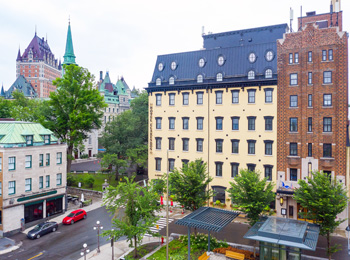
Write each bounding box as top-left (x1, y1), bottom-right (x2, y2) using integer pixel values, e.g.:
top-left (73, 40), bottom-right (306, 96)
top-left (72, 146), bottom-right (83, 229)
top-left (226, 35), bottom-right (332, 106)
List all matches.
top-left (62, 209), bottom-right (87, 225)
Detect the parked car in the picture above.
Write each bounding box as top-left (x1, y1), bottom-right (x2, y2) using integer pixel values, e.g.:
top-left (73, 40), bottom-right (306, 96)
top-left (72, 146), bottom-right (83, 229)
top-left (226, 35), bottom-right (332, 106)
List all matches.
top-left (62, 209), bottom-right (87, 225)
top-left (27, 222), bottom-right (58, 239)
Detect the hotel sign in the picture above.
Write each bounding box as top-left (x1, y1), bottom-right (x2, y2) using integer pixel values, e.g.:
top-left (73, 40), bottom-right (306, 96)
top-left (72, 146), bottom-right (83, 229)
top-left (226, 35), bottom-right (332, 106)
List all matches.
top-left (149, 103), bottom-right (153, 154)
top-left (17, 190), bottom-right (58, 202)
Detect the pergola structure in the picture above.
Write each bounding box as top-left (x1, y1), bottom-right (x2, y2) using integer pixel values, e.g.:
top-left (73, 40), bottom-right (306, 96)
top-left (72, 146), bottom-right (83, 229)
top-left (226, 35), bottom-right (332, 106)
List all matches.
top-left (175, 207), bottom-right (240, 260)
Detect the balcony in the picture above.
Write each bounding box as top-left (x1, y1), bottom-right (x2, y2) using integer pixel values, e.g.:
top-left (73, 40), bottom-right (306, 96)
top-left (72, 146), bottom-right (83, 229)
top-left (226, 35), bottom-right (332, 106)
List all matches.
top-left (319, 157), bottom-right (334, 168)
top-left (287, 156), bottom-right (300, 166)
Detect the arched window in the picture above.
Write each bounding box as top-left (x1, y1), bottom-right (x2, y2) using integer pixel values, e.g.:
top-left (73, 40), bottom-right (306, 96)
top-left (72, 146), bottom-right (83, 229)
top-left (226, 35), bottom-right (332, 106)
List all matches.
top-left (265, 69), bottom-right (273, 78)
top-left (169, 77), bottom-right (175, 85)
top-left (248, 70), bottom-right (255, 80)
top-left (216, 73), bottom-right (223, 82)
top-left (156, 78), bottom-right (161, 86)
top-left (197, 74), bottom-right (203, 83)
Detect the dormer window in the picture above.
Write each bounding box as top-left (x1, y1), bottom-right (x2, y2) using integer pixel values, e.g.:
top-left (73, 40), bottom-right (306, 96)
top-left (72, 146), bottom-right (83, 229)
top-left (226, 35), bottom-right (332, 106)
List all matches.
top-left (44, 135), bottom-right (50, 144)
top-left (26, 135), bottom-right (33, 146)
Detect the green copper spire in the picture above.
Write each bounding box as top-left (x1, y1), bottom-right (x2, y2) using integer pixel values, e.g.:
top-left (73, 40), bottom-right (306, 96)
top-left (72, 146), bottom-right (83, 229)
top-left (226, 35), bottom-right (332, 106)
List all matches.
top-left (63, 21), bottom-right (76, 65)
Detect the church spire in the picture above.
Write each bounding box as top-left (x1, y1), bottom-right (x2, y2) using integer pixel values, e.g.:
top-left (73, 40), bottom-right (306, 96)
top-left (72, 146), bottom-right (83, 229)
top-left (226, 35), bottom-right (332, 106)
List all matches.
top-left (16, 47), bottom-right (21, 61)
top-left (63, 19), bottom-right (76, 65)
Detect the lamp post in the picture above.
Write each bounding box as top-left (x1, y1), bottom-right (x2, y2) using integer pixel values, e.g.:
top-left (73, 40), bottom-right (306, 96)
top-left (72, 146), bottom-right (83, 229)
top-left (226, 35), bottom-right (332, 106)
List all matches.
top-left (166, 149), bottom-right (169, 260)
top-left (346, 225), bottom-right (350, 255)
top-left (93, 220), bottom-right (103, 253)
top-left (80, 243), bottom-right (90, 260)
top-left (110, 229), bottom-right (115, 260)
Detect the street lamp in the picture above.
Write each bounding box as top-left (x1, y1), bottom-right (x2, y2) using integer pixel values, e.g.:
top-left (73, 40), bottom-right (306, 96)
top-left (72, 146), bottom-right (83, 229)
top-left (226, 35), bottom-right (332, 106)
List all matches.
top-left (110, 229), bottom-right (115, 260)
top-left (80, 243), bottom-right (90, 260)
top-left (93, 220), bottom-right (103, 253)
top-left (346, 225), bottom-right (350, 255)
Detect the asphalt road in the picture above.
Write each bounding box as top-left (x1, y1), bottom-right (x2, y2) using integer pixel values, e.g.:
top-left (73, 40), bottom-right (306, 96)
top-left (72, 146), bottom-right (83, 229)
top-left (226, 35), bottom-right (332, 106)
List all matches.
top-left (2, 207), bottom-right (114, 260)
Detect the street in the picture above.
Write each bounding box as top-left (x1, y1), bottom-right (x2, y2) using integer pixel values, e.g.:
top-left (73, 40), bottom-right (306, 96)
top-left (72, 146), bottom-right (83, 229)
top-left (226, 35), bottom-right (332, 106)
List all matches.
top-left (2, 207), bottom-right (114, 260)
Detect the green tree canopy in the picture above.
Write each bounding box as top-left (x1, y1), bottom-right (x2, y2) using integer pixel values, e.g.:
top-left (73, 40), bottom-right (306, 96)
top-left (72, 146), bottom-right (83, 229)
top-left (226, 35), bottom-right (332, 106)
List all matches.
top-left (228, 169), bottom-right (275, 226)
top-left (168, 159), bottom-right (214, 211)
top-left (102, 177), bottom-right (161, 258)
top-left (294, 171), bottom-right (348, 259)
top-left (40, 64), bottom-right (107, 173)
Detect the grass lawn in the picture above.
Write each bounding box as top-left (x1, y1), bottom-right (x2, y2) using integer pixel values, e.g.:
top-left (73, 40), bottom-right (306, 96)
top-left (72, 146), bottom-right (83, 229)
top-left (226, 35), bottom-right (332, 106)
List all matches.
top-left (69, 172), bottom-right (120, 191)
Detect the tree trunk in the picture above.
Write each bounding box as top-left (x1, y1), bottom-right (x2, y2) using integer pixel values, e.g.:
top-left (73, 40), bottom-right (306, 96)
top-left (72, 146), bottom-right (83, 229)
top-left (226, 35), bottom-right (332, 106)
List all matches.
top-left (133, 235), bottom-right (138, 258)
top-left (327, 232), bottom-right (331, 260)
top-left (66, 145), bottom-right (74, 174)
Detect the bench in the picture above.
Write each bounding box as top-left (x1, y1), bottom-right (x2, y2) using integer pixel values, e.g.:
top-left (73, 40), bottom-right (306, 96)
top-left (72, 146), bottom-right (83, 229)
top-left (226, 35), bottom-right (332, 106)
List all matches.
top-left (198, 252), bottom-right (210, 260)
top-left (225, 250), bottom-right (245, 260)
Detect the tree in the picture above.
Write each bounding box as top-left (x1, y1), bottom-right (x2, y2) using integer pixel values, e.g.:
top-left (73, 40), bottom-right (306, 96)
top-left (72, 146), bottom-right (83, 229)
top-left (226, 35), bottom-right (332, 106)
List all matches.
top-left (40, 64), bottom-right (107, 173)
top-left (168, 159), bottom-right (214, 211)
top-left (99, 153), bottom-right (127, 181)
top-left (228, 169), bottom-right (275, 226)
top-left (294, 171), bottom-right (348, 259)
top-left (102, 177), bottom-right (161, 258)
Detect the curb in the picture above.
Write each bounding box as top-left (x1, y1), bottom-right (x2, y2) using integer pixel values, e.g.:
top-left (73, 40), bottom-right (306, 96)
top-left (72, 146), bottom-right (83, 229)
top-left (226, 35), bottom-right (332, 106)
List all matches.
top-left (0, 241), bottom-right (22, 255)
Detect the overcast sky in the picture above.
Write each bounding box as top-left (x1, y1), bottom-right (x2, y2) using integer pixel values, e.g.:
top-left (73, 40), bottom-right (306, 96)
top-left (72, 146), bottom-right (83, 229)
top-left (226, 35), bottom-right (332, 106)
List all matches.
top-left (0, 0), bottom-right (348, 91)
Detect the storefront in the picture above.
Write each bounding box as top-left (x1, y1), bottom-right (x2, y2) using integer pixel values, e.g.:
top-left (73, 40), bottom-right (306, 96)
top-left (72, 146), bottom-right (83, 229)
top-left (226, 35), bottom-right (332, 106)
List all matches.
top-left (24, 201), bottom-right (44, 223)
top-left (46, 196), bottom-right (63, 217)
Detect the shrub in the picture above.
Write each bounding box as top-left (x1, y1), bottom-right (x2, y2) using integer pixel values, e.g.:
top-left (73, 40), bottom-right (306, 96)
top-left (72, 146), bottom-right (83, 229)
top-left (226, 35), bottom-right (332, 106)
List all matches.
top-left (179, 233), bottom-right (228, 250)
top-left (67, 173), bottom-right (78, 187)
top-left (83, 174), bottom-right (95, 188)
top-left (80, 154), bottom-right (89, 159)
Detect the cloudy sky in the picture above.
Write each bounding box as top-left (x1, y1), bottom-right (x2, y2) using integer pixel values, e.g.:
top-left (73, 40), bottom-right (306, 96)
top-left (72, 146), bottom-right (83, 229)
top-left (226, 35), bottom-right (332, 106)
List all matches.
top-left (0, 0), bottom-right (348, 91)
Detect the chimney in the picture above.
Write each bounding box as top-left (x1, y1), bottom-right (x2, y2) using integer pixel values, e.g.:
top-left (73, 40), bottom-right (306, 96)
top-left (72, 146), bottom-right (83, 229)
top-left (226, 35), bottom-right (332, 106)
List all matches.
top-left (100, 71), bottom-right (103, 81)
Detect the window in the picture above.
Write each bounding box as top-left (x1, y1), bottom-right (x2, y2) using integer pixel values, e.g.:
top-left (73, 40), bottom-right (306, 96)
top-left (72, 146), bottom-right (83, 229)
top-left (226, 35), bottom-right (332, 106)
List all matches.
top-left (0, 182), bottom-right (2, 196)
top-left (323, 71), bottom-right (332, 84)
top-left (197, 74), bottom-right (203, 83)
top-left (264, 88), bottom-right (273, 103)
top-left (156, 78), bottom-right (161, 86)
top-left (169, 77), bottom-right (175, 85)
top-left (289, 53), bottom-right (293, 64)
top-left (290, 169), bottom-right (298, 181)
top-left (232, 90), bottom-right (239, 104)
top-left (249, 52), bottom-right (256, 63)
top-left (169, 117), bottom-right (175, 130)
top-left (197, 92), bottom-right (203, 105)
top-left (182, 138), bottom-right (189, 151)
top-left (169, 93), bottom-right (175, 105)
top-left (39, 154), bottom-right (43, 167)
top-left (308, 94), bottom-right (312, 107)
top-left (323, 94), bottom-right (332, 106)
top-left (196, 138), bottom-right (203, 152)
top-left (169, 138), bottom-right (175, 150)
top-left (156, 94), bottom-right (162, 106)
top-left (247, 140), bottom-right (256, 155)
top-left (56, 173), bottom-right (62, 186)
top-left (216, 73), bottom-right (223, 81)
top-left (212, 186), bottom-right (226, 203)
top-left (290, 95), bottom-right (298, 107)
top-left (57, 152), bottom-right (62, 164)
top-left (264, 165), bottom-right (273, 181)
top-left (307, 117), bottom-right (312, 132)
top-left (322, 50), bottom-right (327, 61)
top-left (231, 139), bottom-right (239, 154)
top-left (215, 162), bottom-right (223, 177)
top-left (264, 140), bottom-right (273, 155)
top-left (218, 56), bottom-right (225, 66)
top-left (197, 117), bottom-right (203, 130)
top-left (265, 69), bottom-right (272, 79)
top-left (248, 89), bottom-right (256, 103)
top-left (9, 181), bottom-right (15, 195)
top-left (25, 178), bottom-right (32, 192)
top-left (198, 58), bottom-right (205, 67)
top-left (183, 93), bottom-right (189, 105)
top-left (308, 143), bottom-right (312, 157)
top-left (155, 158), bottom-right (162, 171)
top-left (264, 116), bottom-right (273, 131)
top-left (216, 91), bottom-right (223, 104)
top-left (290, 73), bottom-right (298, 85)
top-left (182, 117), bottom-right (189, 130)
top-left (328, 49), bottom-right (333, 60)
top-left (46, 175), bottom-right (50, 187)
top-left (290, 143), bottom-right (298, 156)
top-left (44, 135), bottom-right (50, 144)
top-left (46, 153), bottom-right (50, 166)
top-left (290, 118), bottom-right (298, 132)
top-left (156, 117), bottom-right (162, 129)
top-left (308, 72), bottom-right (312, 85)
top-left (9, 157), bottom-right (15, 171)
top-left (248, 70), bottom-right (255, 80)
top-left (231, 163), bottom-right (239, 178)
top-left (216, 139), bottom-right (223, 153)
top-left (247, 164), bottom-right (256, 172)
top-left (25, 155), bottom-right (32, 168)
top-left (155, 137), bottom-right (162, 150)
top-left (182, 159), bottom-right (189, 166)
top-left (248, 116), bottom-right (256, 130)
top-left (216, 117), bottom-right (223, 130)
top-left (294, 53), bottom-right (299, 63)
top-left (231, 117), bottom-right (239, 130)
top-left (308, 51), bottom-right (312, 62)
top-left (0, 157), bottom-right (2, 171)
top-left (323, 117), bottom-right (332, 132)
top-left (323, 144), bottom-right (332, 158)
top-left (26, 135), bottom-right (33, 146)
top-left (39, 176), bottom-right (43, 189)
top-left (168, 159), bottom-right (175, 172)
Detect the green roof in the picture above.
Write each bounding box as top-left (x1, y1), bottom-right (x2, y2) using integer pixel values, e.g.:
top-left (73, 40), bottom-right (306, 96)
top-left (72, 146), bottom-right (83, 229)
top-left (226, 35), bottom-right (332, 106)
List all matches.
top-left (0, 122), bottom-right (58, 146)
top-left (63, 22), bottom-right (76, 65)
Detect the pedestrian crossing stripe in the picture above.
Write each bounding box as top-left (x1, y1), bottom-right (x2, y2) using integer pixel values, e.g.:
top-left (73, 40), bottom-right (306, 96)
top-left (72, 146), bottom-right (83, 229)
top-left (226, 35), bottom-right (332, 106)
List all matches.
top-left (145, 218), bottom-right (174, 237)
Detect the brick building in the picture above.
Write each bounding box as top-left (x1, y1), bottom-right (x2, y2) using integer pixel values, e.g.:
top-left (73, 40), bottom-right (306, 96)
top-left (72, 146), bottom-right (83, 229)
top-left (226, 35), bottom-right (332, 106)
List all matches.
top-left (16, 32), bottom-right (62, 98)
top-left (276, 1), bottom-right (348, 226)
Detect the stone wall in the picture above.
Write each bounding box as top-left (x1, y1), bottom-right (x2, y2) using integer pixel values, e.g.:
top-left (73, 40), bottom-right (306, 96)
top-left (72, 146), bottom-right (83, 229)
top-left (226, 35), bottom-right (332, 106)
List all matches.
top-left (67, 187), bottom-right (103, 198)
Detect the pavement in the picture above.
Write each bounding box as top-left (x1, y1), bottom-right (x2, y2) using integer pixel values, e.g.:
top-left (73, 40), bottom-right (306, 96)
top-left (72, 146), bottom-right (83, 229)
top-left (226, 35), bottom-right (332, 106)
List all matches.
top-left (0, 201), bottom-right (345, 260)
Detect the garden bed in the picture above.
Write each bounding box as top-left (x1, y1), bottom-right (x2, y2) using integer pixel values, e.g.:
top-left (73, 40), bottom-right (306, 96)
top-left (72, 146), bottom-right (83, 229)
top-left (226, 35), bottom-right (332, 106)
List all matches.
top-left (122, 242), bottom-right (159, 260)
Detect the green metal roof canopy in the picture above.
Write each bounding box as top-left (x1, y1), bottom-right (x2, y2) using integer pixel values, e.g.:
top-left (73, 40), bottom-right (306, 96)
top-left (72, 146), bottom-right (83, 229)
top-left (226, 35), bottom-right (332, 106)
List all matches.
top-left (243, 217), bottom-right (320, 251)
top-left (175, 207), bottom-right (240, 232)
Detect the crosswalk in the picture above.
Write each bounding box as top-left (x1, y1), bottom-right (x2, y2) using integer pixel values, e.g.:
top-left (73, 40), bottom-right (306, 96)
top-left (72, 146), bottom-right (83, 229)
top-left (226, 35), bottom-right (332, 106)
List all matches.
top-left (145, 217), bottom-right (174, 237)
